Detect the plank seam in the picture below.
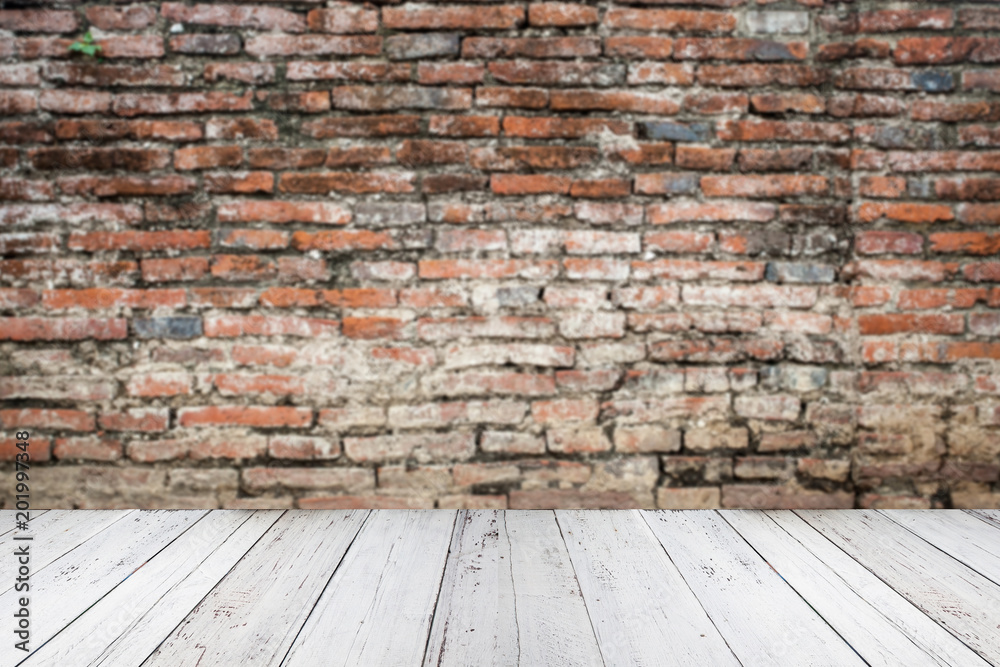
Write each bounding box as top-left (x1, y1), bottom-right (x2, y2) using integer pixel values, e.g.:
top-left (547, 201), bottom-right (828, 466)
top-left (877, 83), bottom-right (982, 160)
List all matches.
top-left (553, 510), bottom-right (606, 667)
top-left (792, 510), bottom-right (994, 664)
top-left (876, 510), bottom-right (1000, 589)
top-left (638, 510), bottom-right (746, 667)
top-left (275, 510), bottom-right (372, 667)
top-left (132, 510), bottom-right (288, 667)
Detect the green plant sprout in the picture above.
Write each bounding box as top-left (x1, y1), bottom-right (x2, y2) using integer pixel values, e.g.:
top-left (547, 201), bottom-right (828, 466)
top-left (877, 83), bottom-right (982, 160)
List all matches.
top-left (68, 31), bottom-right (102, 59)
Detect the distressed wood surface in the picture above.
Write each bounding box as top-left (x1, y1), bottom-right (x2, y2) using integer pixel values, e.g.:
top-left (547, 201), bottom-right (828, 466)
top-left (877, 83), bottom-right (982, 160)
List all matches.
top-left (9, 509), bottom-right (1000, 667)
top-left (556, 510), bottom-right (740, 666)
top-left (21, 510), bottom-right (282, 667)
top-left (644, 510), bottom-right (864, 666)
top-left (499, 510), bottom-right (603, 667)
top-left (0, 509), bottom-right (49, 538)
top-left (882, 510), bottom-right (1000, 585)
top-left (143, 510), bottom-right (368, 667)
top-left (725, 510), bottom-right (992, 667)
top-left (282, 510), bottom-right (455, 667)
top-left (798, 509), bottom-right (1000, 665)
top-left (424, 510), bottom-right (515, 667)
top-left (1, 509), bottom-right (132, 586)
top-left (966, 509), bottom-right (1000, 531)
top-left (1, 510), bottom-right (204, 667)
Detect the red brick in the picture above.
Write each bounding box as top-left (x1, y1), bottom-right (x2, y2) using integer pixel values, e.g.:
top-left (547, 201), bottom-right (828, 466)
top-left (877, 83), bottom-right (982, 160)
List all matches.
top-left (679, 39), bottom-right (807, 61)
top-left (676, 146), bottom-right (736, 171)
top-left (279, 171), bottom-right (415, 195)
top-left (86, 5), bottom-right (157, 30)
top-left (529, 3), bottom-right (598, 27)
top-left (856, 202), bottom-right (954, 224)
top-left (855, 231), bottom-right (923, 256)
top-left (42, 288), bottom-right (186, 311)
top-left (605, 37), bottom-right (673, 60)
top-left (141, 258), bottom-right (209, 283)
top-left (99, 408), bottom-right (169, 433)
top-left (929, 232), bottom-right (1000, 255)
top-left (420, 259), bottom-right (559, 281)
top-left (0, 317), bottom-right (126, 341)
top-left (0, 436), bottom-right (50, 461)
top-left (383, 5), bottom-right (524, 30)
top-left (204, 315), bottom-right (340, 338)
top-left (417, 63), bottom-right (484, 86)
top-left (551, 90), bottom-right (679, 115)
top-left (302, 115), bottom-right (421, 138)
top-left (859, 314), bottom-right (964, 336)
top-left (503, 116), bottom-right (631, 139)
top-left (306, 6), bottom-right (379, 33)
top-left (0, 408), bottom-right (94, 432)
top-left (845, 260), bottom-right (958, 283)
top-left (628, 63), bottom-right (696, 86)
top-left (178, 406), bottom-right (312, 429)
top-left (719, 120), bottom-right (850, 143)
top-left (113, 92), bottom-right (253, 117)
top-left (53, 437), bottom-right (121, 462)
top-left (126, 373), bottom-right (192, 397)
top-left (684, 93), bottom-right (748, 114)
top-left (893, 37), bottom-right (1000, 65)
top-left (475, 87), bottom-right (549, 109)
top-left (244, 35), bottom-right (380, 58)
top-left (604, 9), bottom-right (736, 32)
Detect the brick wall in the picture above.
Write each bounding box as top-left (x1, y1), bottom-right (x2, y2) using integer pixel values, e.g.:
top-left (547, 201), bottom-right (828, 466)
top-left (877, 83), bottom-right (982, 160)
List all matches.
top-left (1, 1), bottom-right (999, 510)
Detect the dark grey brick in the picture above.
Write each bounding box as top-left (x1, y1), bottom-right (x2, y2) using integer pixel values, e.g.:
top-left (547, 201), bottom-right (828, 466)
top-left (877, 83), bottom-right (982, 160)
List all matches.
top-left (134, 317), bottom-right (203, 339)
top-left (911, 71), bottom-right (953, 93)
top-left (638, 121), bottom-right (711, 142)
top-left (385, 33), bottom-right (460, 60)
top-left (765, 262), bottom-right (836, 284)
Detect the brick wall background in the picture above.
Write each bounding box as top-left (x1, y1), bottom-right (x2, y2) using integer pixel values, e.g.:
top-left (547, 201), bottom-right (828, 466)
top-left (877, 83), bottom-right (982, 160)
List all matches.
top-left (1, 0), bottom-right (999, 510)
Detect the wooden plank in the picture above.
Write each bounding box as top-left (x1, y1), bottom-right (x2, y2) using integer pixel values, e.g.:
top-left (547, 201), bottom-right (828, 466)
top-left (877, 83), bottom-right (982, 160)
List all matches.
top-left (799, 509), bottom-right (1000, 664)
top-left (143, 510), bottom-right (368, 667)
top-left (0, 509), bottom-right (49, 538)
top-left (643, 510), bottom-right (863, 666)
top-left (21, 510), bottom-right (283, 667)
top-left (502, 510), bottom-right (603, 667)
top-left (423, 510), bottom-right (516, 667)
top-left (556, 510), bottom-right (740, 666)
top-left (881, 510), bottom-right (1000, 586)
top-left (1, 510), bottom-right (134, 590)
top-left (0, 510), bottom-right (205, 667)
top-left (725, 510), bottom-right (992, 667)
top-left (282, 510), bottom-right (456, 667)
top-left (967, 509), bottom-right (1000, 531)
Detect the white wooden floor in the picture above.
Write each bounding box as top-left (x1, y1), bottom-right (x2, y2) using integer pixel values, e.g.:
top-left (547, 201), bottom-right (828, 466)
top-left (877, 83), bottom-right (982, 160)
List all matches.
top-left (3, 509), bottom-right (1000, 666)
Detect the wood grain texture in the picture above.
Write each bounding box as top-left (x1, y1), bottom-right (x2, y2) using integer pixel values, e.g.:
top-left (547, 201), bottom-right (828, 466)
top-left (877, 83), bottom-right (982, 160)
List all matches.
top-left (143, 510), bottom-right (368, 667)
top-left (882, 510), bottom-right (1000, 585)
top-left (1, 510), bottom-right (132, 589)
top-left (282, 510), bottom-right (456, 667)
top-left (424, 510), bottom-right (516, 667)
top-left (1, 510), bottom-right (204, 667)
top-left (21, 510), bottom-right (282, 667)
top-left (11, 509), bottom-right (1000, 666)
top-left (798, 509), bottom-right (1000, 665)
top-left (643, 510), bottom-right (864, 666)
top-left (967, 509), bottom-right (1000, 531)
top-left (725, 510), bottom-right (992, 667)
top-left (556, 510), bottom-right (740, 667)
top-left (500, 510), bottom-right (603, 667)
top-left (0, 509), bottom-right (48, 538)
